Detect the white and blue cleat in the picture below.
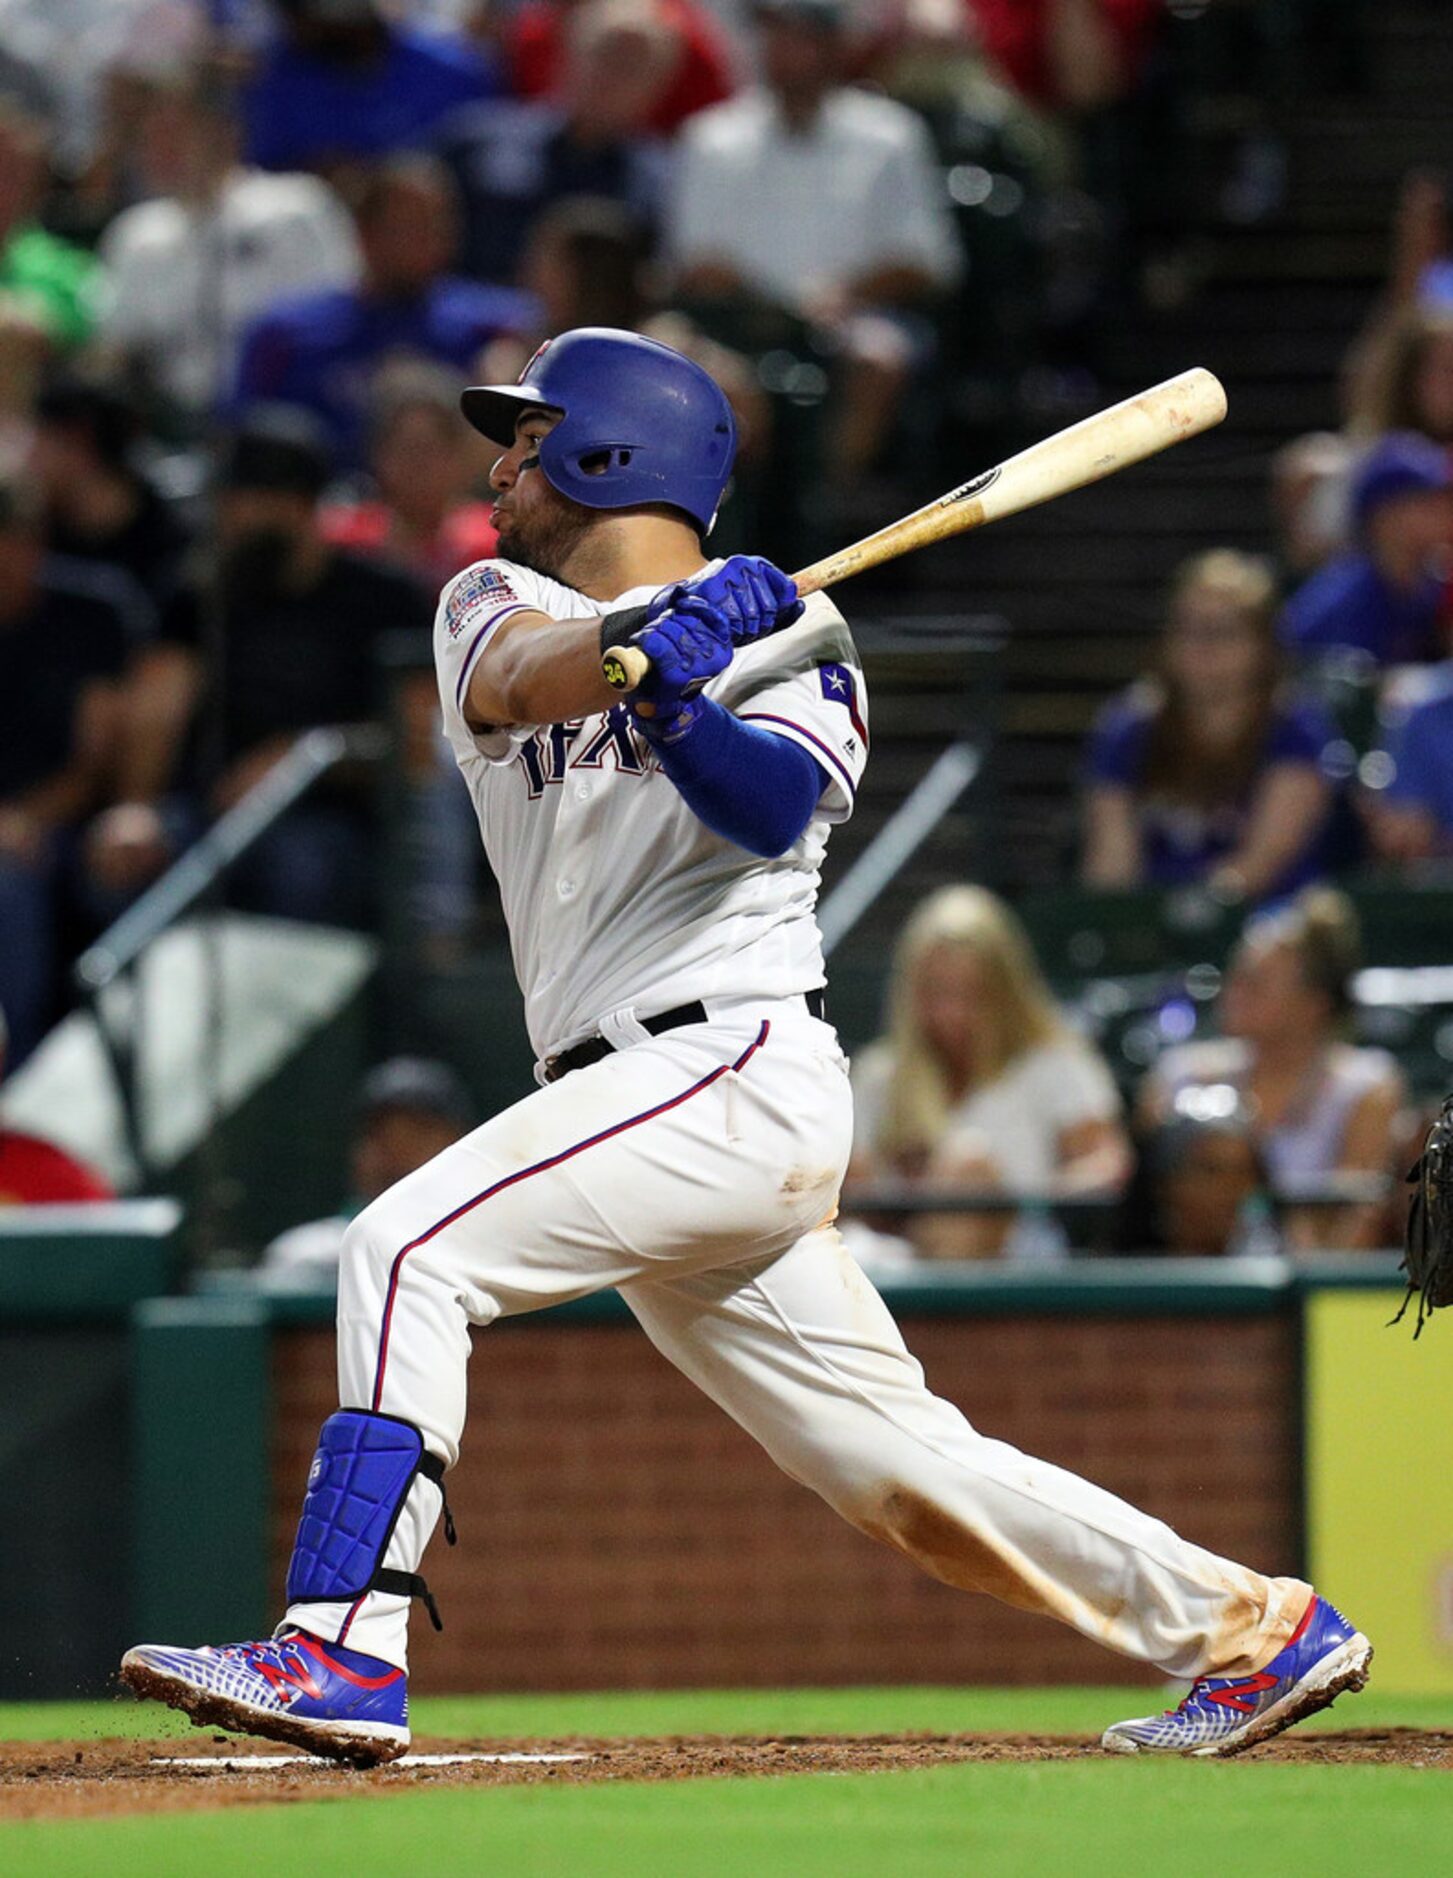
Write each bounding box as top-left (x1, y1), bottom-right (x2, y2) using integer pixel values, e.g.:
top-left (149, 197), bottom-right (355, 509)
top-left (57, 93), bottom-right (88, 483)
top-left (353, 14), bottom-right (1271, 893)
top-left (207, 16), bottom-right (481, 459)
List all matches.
top-left (120, 1632), bottom-right (409, 1767)
top-left (1101, 1595), bottom-right (1372, 1757)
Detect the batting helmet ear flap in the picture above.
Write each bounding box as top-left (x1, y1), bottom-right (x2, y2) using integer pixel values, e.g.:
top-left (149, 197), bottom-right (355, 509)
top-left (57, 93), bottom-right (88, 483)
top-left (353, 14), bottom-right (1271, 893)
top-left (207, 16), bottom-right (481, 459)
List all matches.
top-left (462, 328), bottom-right (738, 536)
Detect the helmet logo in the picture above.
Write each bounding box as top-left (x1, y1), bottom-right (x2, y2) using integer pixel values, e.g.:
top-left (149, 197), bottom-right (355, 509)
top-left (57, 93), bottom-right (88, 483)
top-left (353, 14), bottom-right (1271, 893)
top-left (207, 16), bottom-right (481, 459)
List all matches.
top-left (520, 340), bottom-right (552, 385)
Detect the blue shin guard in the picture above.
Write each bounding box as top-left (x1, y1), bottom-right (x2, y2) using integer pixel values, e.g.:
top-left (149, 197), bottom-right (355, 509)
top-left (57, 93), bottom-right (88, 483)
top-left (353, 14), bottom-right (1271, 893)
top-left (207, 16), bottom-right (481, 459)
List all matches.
top-left (286, 1411), bottom-right (455, 1630)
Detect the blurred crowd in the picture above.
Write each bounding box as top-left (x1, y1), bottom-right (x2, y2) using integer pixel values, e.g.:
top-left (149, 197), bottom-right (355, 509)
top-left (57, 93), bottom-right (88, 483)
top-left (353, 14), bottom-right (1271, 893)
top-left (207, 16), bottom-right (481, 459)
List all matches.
top-left (6, 0), bottom-right (1439, 1271)
top-left (859, 148), bottom-right (1453, 1266)
top-left (1076, 158), bottom-right (1453, 911)
top-left (3, 0), bottom-right (1268, 1073)
top-left (844, 152), bottom-right (1453, 1263)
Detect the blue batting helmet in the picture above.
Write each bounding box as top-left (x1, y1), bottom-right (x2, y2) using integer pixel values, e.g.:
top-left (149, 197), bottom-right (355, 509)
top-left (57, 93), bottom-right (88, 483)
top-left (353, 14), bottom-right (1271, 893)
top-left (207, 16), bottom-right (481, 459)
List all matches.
top-left (461, 328), bottom-right (737, 536)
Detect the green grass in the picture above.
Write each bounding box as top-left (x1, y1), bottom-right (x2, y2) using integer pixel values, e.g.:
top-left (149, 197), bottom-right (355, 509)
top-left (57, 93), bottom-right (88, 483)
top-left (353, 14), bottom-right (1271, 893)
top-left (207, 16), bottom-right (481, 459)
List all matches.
top-left (5, 1688), bottom-right (1453, 1878)
top-left (3, 1682), bottom-right (1450, 1742)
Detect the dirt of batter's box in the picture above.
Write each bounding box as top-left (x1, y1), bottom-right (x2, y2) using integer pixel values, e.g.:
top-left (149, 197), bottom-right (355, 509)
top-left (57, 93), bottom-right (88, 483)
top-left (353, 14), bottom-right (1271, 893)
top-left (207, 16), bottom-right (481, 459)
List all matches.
top-left (2, 1729), bottom-right (1450, 1823)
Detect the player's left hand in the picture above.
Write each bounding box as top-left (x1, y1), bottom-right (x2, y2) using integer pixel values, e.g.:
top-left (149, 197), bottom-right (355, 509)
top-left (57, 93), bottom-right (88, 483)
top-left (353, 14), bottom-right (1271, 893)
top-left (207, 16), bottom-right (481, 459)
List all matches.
top-left (663, 556), bottom-right (803, 644)
top-left (630, 593), bottom-right (733, 731)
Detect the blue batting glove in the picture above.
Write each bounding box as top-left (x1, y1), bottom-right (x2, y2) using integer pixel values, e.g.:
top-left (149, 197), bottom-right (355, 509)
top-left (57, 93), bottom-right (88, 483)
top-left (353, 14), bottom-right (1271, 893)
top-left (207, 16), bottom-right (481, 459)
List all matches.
top-left (630, 594), bottom-right (733, 735)
top-left (668, 556), bottom-right (802, 644)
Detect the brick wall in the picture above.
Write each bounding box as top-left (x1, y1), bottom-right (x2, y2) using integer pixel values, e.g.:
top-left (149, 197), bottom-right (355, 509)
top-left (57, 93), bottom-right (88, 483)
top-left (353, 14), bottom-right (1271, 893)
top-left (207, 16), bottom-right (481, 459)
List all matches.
top-left (272, 1312), bottom-right (1299, 1693)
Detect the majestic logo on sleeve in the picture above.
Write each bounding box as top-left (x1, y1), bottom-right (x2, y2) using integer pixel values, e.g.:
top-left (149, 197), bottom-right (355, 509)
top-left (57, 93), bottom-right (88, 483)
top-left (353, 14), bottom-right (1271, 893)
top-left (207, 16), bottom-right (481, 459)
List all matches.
top-left (446, 565), bottom-right (518, 639)
top-left (818, 663), bottom-right (868, 746)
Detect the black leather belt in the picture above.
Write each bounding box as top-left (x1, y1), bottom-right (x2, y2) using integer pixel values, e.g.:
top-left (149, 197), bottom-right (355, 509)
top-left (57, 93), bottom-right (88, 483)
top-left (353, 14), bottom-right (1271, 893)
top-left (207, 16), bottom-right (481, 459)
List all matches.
top-left (544, 989), bottom-right (825, 1083)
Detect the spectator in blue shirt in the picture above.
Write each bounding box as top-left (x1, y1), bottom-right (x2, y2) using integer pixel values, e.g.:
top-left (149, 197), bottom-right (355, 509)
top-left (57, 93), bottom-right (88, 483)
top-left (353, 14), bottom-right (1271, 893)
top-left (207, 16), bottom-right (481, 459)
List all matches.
top-left (435, 0), bottom-right (676, 287)
top-left (1368, 665), bottom-right (1453, 863)
top-left (231, 154), bottom-right (537, 465)
top-left (244, 0), bottom-right (498, 175)
top-left (1280, 432), bottom-right (1453, 669)
top-left (1082, 549), bottom-right (1337, 902)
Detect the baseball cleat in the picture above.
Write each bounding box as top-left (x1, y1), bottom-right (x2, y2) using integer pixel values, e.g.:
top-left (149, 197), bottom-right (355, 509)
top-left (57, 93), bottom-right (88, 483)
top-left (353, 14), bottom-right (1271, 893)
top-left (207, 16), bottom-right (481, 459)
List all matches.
top-left (1100, 1595), bottom-right (1372, 1757)
top-left (120, 1631), bottom-right (409, 1767)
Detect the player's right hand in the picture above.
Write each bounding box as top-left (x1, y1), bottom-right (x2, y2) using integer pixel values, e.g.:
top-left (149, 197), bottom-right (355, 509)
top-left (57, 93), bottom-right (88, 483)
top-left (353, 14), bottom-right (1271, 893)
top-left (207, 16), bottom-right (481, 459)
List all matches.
top-left (630, 594), bottom-right (733, 728)
top-left (657, 556), bottom-right (803, 645)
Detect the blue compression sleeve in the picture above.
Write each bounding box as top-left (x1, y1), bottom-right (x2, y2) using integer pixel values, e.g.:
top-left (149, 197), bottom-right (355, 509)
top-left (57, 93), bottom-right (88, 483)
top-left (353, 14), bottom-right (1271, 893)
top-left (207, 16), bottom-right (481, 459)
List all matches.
top-left (637, 698), bottom-right (827, 857)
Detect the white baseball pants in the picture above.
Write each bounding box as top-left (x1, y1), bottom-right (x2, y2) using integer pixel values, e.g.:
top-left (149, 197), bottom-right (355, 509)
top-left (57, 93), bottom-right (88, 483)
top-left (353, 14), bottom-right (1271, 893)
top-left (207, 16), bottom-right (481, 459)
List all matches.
top-left (286, 1000), bottom-right (1309, 1675)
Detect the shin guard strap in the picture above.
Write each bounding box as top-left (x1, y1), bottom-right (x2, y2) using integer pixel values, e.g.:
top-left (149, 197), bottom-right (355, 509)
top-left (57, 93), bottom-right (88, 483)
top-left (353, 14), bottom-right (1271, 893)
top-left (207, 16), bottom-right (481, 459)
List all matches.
top-left (375, 1568), bottom-right (443, 1631)
top-left (420, 1449), bottom-right (457, 1546)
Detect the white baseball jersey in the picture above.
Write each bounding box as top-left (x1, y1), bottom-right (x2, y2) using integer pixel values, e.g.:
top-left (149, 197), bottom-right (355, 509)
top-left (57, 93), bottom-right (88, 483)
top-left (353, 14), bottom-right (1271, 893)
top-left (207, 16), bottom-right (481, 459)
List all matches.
top-left (282, 560), bottom-right (1311, 1700)
top-left (433, 558), bottom-right (869, 1063)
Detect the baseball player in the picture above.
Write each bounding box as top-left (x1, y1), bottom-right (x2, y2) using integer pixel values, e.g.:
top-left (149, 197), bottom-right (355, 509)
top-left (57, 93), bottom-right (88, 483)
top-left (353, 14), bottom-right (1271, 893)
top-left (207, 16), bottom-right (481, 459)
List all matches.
top-left (122, 328), bottom-right (1370, 1762)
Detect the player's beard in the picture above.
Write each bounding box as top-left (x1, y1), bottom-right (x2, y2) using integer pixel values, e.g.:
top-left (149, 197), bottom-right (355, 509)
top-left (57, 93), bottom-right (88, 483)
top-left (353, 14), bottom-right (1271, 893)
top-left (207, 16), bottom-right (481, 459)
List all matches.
top-left (494, 483), bottom-right (598, 586)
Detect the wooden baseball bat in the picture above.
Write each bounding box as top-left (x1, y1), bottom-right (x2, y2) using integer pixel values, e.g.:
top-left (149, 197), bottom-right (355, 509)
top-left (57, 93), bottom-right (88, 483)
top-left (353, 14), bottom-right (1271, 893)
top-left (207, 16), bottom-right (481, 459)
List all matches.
top-left (600, 366), bottom-right (1227, 692)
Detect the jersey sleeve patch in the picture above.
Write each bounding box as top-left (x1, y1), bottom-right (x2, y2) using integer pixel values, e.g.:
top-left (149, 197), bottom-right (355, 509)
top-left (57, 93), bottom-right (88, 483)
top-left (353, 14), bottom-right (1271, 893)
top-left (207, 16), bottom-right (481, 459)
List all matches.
top-left (445, 564), bottom-right (519, 638)
top-left (818, 662), bottom-right (868, 746)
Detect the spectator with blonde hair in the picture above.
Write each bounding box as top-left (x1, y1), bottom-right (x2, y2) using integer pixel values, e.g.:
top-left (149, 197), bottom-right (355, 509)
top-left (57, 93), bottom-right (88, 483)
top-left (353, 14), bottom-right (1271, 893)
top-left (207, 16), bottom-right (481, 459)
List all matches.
top-left (1333, 168), bottom-right (1453, 445)
top-left (1346, 294), bottom-right (1453, 451)
top-left (1082, 548), bottom-right (1337, 901)
top-left (850, 884), bottom-right (1129, 1256)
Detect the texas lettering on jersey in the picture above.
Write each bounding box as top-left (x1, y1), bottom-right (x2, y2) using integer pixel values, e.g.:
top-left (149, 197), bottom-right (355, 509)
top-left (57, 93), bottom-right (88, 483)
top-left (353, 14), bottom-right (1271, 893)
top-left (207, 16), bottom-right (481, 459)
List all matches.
top-left (516, 706), bottom-right (652, 798)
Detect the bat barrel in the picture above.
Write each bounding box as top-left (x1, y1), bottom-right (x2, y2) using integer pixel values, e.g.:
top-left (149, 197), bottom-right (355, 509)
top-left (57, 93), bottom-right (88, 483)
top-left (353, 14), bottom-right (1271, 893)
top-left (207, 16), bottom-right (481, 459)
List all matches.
top-left (601, 367), bottom-right (1227, 688)
top-left (794, 367), bottom-right (1226, 596)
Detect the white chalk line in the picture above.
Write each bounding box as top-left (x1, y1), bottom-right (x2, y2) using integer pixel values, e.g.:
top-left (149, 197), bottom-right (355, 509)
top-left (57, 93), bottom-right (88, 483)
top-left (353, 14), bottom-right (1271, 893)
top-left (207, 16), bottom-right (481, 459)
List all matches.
top-left (152, 1751), bottom-right (593, 1771)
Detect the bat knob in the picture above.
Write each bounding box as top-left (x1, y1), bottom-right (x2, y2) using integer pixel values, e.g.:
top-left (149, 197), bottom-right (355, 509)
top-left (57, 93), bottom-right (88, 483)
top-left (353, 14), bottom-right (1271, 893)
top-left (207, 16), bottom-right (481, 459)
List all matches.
top-left (601, 644), bottom-right (650, 691)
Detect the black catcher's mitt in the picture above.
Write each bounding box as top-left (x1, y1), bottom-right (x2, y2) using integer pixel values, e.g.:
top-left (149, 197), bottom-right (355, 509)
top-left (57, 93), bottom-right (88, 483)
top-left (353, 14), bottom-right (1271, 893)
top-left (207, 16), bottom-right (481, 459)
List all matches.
top-left (1396, 1095), bottom-right (1453, 1336)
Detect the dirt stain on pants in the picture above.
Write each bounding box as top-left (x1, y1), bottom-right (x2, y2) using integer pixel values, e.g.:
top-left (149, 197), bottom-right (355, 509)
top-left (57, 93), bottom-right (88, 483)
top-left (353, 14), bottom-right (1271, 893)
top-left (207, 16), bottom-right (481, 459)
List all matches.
top-left (857, 1486), bottom-right (1064, 1619)
top-left (855, 1483), bottom-right (1303, 1676)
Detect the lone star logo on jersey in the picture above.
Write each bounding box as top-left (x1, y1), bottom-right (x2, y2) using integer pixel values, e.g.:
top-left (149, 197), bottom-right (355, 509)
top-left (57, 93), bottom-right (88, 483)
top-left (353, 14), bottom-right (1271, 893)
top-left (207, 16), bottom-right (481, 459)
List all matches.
top-left (446, 566), bottom-right (518, 639)
top-left (818, 663), bottom-right (868, 745)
